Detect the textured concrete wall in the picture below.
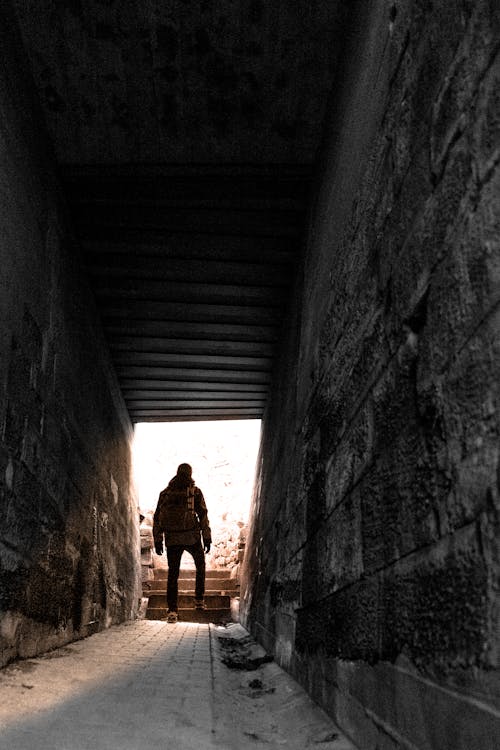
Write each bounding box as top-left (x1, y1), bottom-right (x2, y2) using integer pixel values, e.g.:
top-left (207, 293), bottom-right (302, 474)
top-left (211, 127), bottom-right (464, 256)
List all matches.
top-left (241, 1), bottom-right (500, 747)
top-left (13, 0), bottom-right (341, 164)
top-left (0, 6), bottom-right (140, 666)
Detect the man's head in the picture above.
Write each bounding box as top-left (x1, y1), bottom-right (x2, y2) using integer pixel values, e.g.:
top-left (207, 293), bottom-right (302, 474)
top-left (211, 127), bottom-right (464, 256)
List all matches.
top-left (177, 463), bottom-right (193, 478)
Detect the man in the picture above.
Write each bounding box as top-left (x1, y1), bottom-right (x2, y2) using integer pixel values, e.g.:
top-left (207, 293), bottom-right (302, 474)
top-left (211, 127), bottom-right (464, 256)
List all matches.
top-left (153, 463), bottom-right (211, 623)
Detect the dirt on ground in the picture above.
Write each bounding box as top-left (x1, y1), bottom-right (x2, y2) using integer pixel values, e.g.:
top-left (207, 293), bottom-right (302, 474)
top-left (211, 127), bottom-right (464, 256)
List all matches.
top-left (212, 624), bottom-right (355, 749)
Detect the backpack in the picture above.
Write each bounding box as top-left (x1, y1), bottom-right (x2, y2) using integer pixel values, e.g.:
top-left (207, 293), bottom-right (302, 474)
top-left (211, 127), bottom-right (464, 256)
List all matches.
top-left (154, 480), bottom-right (205, 546)
top-left (161, 484), bottom-right (197, 532)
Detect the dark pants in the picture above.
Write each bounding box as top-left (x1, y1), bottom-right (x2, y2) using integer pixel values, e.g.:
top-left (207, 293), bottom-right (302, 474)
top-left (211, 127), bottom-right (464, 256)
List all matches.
top-left (166, 540), bottom-right (205, 612)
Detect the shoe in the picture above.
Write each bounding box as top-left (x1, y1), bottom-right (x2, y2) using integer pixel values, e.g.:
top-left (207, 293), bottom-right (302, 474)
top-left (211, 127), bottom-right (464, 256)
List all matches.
top-left (194, 599), bottom-right (205, 610)
top-left (166, 610), bottom-right (178, 623)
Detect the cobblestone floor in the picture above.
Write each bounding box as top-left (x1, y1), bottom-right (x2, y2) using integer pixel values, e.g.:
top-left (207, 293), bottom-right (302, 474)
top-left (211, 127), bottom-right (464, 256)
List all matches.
top-left (0, 620), bottom-right (356, 750)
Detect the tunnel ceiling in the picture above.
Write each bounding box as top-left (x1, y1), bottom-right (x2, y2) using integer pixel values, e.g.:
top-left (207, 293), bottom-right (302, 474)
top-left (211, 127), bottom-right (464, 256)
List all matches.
top-left (13, 0), bottom-right (340, 422)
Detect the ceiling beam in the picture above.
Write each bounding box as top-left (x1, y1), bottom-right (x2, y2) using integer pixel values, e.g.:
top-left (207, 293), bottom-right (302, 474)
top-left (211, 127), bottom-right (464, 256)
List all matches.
top-left (116, 366), bottom-right (271, 384)
top-left (123, 390), bottom-right (266, 400)
top-left (101, 302), bottom-right (280, 325)
top-left (74, 204), bottom-right (303, 237)
top-left (112, 352), bottom-right (272, 371)
top-left (93, 280), bottom-right (286, 307)
top-left (81, 234), bottom-right (297, 263)
top-left (109, 336), bottom-right (275, 357)
top-left (130, 409), bottom-right (264, 421)
top-left (120, 382), bottom-right (269, 393)
top-left (88, 257), bottom-right (293, 286)
top-left (105, 321), bottom-right (279, 342)
top-left (126, 398), bottom-right (266, 409)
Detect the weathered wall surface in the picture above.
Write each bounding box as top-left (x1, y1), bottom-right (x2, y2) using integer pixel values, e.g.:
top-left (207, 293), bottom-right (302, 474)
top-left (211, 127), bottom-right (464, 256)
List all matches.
top-left (13, 0), bottom-right (341, 165)
top-left (0, 6), bottom-right (140, 666)
top-left (241, 1), bottom-right (500, 748)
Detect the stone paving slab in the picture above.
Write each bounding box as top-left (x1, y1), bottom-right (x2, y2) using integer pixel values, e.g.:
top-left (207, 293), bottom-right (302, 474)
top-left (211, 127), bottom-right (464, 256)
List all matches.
top-left (0, 620), bottom-right (357, 750)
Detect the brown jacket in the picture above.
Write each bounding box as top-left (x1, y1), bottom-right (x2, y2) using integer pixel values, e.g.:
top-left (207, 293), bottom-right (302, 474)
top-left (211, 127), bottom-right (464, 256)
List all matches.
top-left (153, 475), bottom-right (211, 547)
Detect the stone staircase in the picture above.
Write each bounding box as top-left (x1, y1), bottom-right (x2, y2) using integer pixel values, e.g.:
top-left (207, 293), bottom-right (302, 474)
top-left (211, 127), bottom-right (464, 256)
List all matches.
top-left (144, 568), bottom-right (239, 623)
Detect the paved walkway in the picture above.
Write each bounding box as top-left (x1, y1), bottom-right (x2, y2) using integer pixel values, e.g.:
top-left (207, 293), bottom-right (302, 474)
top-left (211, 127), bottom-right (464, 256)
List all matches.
top-left (0, 620), bottom-right (356, 750)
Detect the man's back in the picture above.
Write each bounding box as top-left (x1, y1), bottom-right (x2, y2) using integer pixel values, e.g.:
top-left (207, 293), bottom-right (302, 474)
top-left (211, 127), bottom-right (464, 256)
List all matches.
top-left (153, 469), bottom-right (211, 548)
top-left (152, 463), bottom-right (212, 622)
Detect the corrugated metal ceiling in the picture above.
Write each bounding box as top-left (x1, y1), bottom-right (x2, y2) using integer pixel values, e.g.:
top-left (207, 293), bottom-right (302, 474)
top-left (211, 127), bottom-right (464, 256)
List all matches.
top-left (13, 0), bottom-right (340, 421)
top-left (63, 163), bottom-right (311, 420)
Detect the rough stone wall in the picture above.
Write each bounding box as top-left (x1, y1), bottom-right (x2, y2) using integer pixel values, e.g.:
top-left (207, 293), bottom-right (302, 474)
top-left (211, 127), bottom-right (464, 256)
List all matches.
top-left (241, 2), bottom-right (500, 748)
top-left (0, 6), bottom-right (140, 666)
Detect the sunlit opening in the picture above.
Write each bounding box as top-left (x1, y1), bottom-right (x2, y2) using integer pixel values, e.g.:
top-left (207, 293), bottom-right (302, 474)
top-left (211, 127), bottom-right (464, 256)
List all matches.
top-left (132, 420), bottom-right (261, 570)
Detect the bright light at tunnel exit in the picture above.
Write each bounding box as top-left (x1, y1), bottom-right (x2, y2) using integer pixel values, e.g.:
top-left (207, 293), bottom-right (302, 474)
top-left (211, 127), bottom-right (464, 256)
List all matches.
top-left (132, 420), bottom-right (261, 567)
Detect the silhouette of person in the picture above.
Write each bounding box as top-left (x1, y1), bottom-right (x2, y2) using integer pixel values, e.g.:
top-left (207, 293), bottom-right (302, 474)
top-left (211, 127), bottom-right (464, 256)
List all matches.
top-left (153, 463), bottom-right (211, 623)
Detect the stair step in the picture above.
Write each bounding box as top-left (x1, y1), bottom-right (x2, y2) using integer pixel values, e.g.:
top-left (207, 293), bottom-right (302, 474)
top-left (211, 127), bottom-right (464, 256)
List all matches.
top-left (153, 569), bottom-right (231, 580)
top-left (145, 607), bottom-right (232, 624)
top-left (143, 585), bottom-right (238, 595)
top-left (147, 593), bottom-right (230, 608)
top-left (152, 576), bottom-right (237, 590)
top-left (143, 591), bottom-right (237, 601)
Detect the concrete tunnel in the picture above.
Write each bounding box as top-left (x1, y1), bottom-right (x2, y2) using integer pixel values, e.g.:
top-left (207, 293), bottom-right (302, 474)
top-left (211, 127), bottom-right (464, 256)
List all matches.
top-left (0, 1), bottom-right (499, 748)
